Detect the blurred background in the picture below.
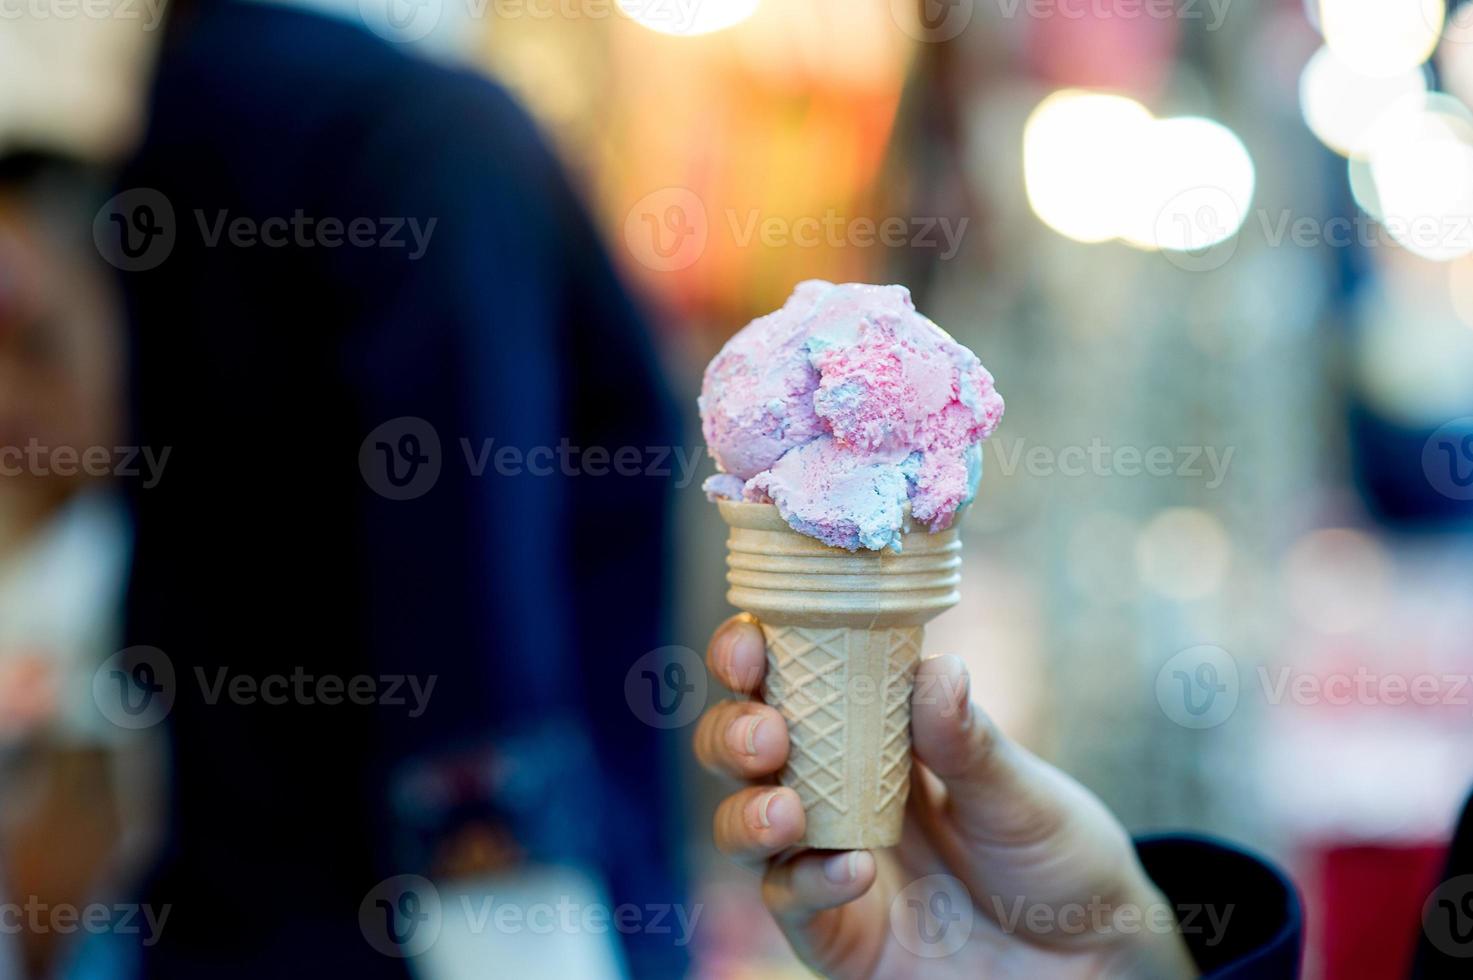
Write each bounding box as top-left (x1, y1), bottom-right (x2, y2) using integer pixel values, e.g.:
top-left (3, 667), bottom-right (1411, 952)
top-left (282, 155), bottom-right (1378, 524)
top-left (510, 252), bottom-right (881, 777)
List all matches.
top-left (4, 0), bottom-right (1473, 977)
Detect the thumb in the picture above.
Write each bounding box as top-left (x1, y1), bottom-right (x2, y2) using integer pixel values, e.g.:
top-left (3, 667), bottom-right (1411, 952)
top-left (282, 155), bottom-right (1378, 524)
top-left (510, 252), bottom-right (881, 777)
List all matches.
top-left (910, 655), bottom-right (1076, 847)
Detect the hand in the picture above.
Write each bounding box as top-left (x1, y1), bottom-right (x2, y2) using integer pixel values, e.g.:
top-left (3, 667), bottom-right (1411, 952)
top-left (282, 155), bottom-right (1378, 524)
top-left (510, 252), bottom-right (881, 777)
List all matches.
top-left (694, 615), bottom-right (1199, 979)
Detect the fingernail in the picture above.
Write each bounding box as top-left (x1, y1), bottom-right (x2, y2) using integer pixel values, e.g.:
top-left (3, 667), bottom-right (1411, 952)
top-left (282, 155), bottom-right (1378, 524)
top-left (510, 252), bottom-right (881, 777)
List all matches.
top-left (824, 851), bottom-right (857, 884)
top-left (727, 715), bottom-right (764, 757)
top-left (753, 791), bottom-right (778, 829)
top-left (715, 627), bottom-right (737, 677)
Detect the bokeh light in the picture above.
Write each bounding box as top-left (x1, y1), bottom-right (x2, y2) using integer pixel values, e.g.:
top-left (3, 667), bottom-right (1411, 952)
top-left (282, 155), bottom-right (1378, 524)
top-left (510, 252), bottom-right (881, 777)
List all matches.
top-left (1135, 507), bottom-right (1232, 601)
top-left (1023, 90), bottom-right (1155, 245)
top-left (1299, 45), bottom-right (1427, 158)
top-left (1366, 98), bottom-right (1473, 261)
top-left (1125, 117), bottom-right (1256, 253)
top-left (1024, 91), bottom-right (1254, 252)
top-left (1318, 0), bottom-right (1444, 78)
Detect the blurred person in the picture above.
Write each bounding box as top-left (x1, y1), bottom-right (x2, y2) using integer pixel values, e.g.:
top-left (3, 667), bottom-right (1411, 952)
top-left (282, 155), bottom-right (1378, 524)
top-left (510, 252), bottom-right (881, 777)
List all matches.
top-left (97, 0), bottom-right (687, 977)
top-left (0, 151), bottom-right (151, 979)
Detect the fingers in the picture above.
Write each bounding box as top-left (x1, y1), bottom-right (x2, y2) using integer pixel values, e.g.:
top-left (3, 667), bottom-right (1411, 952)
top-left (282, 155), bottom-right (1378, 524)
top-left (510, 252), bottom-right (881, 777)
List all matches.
top-left (761, 850), bottom-right (878, 928)
top-left (760, 851), bottom-right (891, 980)
top-left (911, 654), bottom-right (988, 779)
top-left (911, 655), bottom-right (1066, 846)
top-left (693, 699), bottom-right (789, 780)
top-left (706, 614), bottom-right (767, 695)
top-left (712, 786), bottom-right (805, 864)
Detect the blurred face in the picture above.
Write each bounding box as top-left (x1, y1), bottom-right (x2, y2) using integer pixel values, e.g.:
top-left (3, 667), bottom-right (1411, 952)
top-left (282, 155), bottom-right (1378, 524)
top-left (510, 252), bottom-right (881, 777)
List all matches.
top-left (0, 192), bottom-right (123, 507)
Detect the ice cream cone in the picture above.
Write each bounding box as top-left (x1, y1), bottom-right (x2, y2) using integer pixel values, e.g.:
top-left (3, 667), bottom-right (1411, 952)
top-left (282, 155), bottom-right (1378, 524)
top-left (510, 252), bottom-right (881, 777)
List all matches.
top-left (717, 500), bottom-right (962, 849)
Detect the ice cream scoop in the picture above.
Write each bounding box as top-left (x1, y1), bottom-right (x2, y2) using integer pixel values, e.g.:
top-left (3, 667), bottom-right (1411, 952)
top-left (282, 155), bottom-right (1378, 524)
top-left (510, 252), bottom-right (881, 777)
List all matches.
top-left (699, 280), bottom-right (1003, 550)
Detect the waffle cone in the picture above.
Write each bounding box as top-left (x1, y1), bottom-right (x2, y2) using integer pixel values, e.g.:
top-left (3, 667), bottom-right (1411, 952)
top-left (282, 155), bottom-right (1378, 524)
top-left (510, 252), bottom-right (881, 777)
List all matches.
top-left (717, 501), bottom-right (962, 849)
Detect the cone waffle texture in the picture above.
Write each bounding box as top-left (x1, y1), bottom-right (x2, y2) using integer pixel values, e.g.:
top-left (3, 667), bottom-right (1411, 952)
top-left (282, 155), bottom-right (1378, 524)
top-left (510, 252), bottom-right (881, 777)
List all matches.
top-left (717, 501), bottom-right (962, 849)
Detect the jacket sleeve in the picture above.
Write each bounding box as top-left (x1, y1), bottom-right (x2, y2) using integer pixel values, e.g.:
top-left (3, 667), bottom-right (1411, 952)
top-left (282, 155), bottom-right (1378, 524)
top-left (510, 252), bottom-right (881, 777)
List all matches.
top-left (1136, 834), bottom-right (1303, 978)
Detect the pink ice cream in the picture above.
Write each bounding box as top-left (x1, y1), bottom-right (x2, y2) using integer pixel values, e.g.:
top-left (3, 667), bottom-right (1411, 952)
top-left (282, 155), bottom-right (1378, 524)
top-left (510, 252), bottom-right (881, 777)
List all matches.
top-left (699, 280), bottom-right (1004, 551)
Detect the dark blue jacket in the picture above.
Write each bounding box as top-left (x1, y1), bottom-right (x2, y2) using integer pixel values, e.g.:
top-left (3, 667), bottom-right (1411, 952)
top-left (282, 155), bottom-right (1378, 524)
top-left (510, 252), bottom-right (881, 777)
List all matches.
top-left (115, 3), bottom-right (685, 975)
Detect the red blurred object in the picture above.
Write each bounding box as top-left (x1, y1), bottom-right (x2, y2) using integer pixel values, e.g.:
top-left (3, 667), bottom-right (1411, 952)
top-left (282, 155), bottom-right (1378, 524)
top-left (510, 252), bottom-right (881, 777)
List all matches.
top-left (1304, 841), bottom-right (1447, 979)
top-left (1025, 4), bottom-right (1179, 95)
